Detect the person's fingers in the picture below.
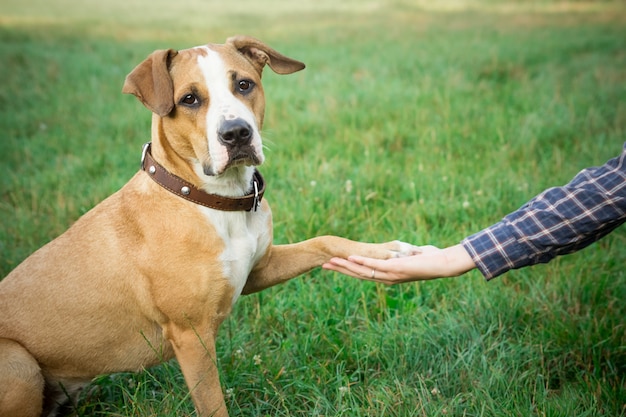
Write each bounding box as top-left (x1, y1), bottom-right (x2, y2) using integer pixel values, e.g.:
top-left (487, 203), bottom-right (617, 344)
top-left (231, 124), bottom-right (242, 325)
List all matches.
top-left (345, 255), bottom-right (391, 271)
top-left (324, 257), bottom-right (372, 277)
top-left (324, 258), bottom-right (374, 280)
top-left (324, 257), bottom-right (399, 284)
top-left (322, 258), bottom-right (358, 273)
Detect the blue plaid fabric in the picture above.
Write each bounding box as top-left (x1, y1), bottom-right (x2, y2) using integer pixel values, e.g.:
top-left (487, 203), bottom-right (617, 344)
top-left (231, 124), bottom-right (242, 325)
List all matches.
top-left (462, 142), bottom-right (626, 280)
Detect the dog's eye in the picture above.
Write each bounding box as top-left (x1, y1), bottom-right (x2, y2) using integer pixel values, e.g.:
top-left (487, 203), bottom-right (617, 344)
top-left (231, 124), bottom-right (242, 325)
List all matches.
top-left (180, 94), bottom-right (199, 106)
top-left (237, 80), bottom-right (254, 94)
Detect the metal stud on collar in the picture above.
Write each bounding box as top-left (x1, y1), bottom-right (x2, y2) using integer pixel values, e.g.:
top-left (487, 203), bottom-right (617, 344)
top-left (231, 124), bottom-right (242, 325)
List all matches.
top-left (181, 186), bottom-right (191, 195)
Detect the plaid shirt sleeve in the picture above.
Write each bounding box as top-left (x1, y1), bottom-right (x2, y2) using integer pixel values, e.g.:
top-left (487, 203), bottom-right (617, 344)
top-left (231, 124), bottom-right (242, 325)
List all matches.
top-left (462, 142), bottom-right (626, 280)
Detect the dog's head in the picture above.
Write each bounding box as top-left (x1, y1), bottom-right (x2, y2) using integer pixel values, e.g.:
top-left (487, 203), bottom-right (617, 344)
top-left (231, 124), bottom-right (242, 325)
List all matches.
top-left (123, 36), bottom-right (305, 177)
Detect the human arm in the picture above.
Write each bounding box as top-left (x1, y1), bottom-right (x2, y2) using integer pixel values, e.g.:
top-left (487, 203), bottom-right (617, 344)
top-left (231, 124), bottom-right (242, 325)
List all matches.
top-left (325, 142), bottom-right (626, 283)
top-left (464, 142), bottom-right (626, 279)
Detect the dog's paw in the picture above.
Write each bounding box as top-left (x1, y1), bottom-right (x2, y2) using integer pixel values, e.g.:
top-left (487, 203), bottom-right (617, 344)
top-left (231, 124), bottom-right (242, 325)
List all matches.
top-left (388, 240), bottom-right (422, 258)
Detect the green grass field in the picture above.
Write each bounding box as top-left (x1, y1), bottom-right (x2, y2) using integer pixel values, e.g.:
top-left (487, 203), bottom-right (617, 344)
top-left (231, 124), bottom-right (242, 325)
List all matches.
top-left (1, 0), bottom-right (625, 415)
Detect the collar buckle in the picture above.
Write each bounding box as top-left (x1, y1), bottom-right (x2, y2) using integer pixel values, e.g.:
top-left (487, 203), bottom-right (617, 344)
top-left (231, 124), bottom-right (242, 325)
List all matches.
top-left (252, 179), bottom-right (260, 212)
top-left (140, 142), bottom-right (150, 170)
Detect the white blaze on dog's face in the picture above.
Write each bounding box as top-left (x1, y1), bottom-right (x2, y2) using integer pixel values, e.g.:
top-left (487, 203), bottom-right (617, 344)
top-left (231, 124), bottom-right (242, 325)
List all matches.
top-left (169, 45), bottom-right (266, 177)
top-left (200, 45), bottom-right (266, 176)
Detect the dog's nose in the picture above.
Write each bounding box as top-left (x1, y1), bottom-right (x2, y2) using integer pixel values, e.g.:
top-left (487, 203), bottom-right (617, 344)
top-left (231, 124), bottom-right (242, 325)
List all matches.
top-left (218, 118), bottom-right (253, 146)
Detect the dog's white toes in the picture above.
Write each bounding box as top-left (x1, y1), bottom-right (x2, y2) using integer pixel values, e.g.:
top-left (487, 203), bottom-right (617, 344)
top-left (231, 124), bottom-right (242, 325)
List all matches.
top-left (390, 240), bottom-right (422, 258)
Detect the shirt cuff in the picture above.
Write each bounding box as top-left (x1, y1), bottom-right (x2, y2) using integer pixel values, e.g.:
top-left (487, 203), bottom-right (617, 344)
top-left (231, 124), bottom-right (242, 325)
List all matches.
top-left (461, 220), bottom-right (530, 280)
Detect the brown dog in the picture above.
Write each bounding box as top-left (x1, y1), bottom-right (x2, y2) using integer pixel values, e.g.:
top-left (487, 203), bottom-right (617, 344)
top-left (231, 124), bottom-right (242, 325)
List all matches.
top-left (0, 36), bottom-right (414, 417)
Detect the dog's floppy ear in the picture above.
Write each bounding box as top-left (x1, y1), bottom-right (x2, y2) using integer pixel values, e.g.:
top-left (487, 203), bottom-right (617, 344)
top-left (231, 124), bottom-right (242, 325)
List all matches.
top-left (227, 35), bottom-right (305, 75)
top-left (122, 49), bottom-right (178, 117)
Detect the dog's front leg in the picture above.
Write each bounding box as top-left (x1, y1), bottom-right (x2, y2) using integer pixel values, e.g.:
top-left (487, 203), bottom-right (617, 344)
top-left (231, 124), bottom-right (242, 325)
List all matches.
top-left (164, 323), bottom-right (228, 417)
top-left (243, 236), bottom-right (414, 294)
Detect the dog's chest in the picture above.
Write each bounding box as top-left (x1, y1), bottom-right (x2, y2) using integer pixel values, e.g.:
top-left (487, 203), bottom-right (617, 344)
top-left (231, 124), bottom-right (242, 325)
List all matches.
top-left (200, 207), bottom-right (271, 302)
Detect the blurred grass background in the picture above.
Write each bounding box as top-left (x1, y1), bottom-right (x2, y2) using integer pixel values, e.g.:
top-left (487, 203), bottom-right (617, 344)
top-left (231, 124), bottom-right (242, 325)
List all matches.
top-left (1, 0), bottom-right (625, 415)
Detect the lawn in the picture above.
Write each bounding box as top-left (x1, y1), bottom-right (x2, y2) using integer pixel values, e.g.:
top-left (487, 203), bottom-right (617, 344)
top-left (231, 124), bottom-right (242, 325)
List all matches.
top-left (1, 0), bottom-right (625, 416)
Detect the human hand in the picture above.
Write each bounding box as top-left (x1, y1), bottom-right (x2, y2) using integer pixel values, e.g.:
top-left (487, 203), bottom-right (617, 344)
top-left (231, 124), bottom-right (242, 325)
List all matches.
top-left (322, 244), bottom-right (476, 284)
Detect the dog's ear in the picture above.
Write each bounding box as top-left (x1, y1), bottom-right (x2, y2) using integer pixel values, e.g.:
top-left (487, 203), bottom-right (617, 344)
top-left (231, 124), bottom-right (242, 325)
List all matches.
top-left (227, 35), bottom-right (305, 75)
top-left (122, 49), bottom-right (178, 117)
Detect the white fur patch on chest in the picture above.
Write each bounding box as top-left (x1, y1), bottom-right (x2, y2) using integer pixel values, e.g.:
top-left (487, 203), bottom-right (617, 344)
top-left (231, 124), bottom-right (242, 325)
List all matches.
top-left (199, 206), bottom-right (271, 304)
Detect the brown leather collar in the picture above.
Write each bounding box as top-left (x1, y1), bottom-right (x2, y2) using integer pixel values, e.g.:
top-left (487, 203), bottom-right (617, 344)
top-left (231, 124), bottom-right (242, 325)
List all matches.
top-left (140, 142), bottom-right (265, 212)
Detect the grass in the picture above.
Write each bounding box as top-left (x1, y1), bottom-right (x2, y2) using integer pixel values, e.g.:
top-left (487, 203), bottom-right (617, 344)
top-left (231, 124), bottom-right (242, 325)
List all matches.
top-left (1, 0), bottom-right (626, 415)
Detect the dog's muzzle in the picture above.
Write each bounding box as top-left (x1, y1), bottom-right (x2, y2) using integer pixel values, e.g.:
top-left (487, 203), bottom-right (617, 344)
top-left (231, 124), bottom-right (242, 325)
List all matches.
top-left (215, 117), bottom-right (262, 171)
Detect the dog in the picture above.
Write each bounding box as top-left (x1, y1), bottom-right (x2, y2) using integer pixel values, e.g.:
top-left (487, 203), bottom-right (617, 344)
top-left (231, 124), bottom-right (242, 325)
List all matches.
top-left (0, 36), bottom-right (415, 417)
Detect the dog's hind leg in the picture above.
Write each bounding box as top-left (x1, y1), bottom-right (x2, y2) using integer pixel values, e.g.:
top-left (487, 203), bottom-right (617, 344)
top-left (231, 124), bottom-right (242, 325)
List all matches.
top-left (0, 338), bottom-right (44, 417)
